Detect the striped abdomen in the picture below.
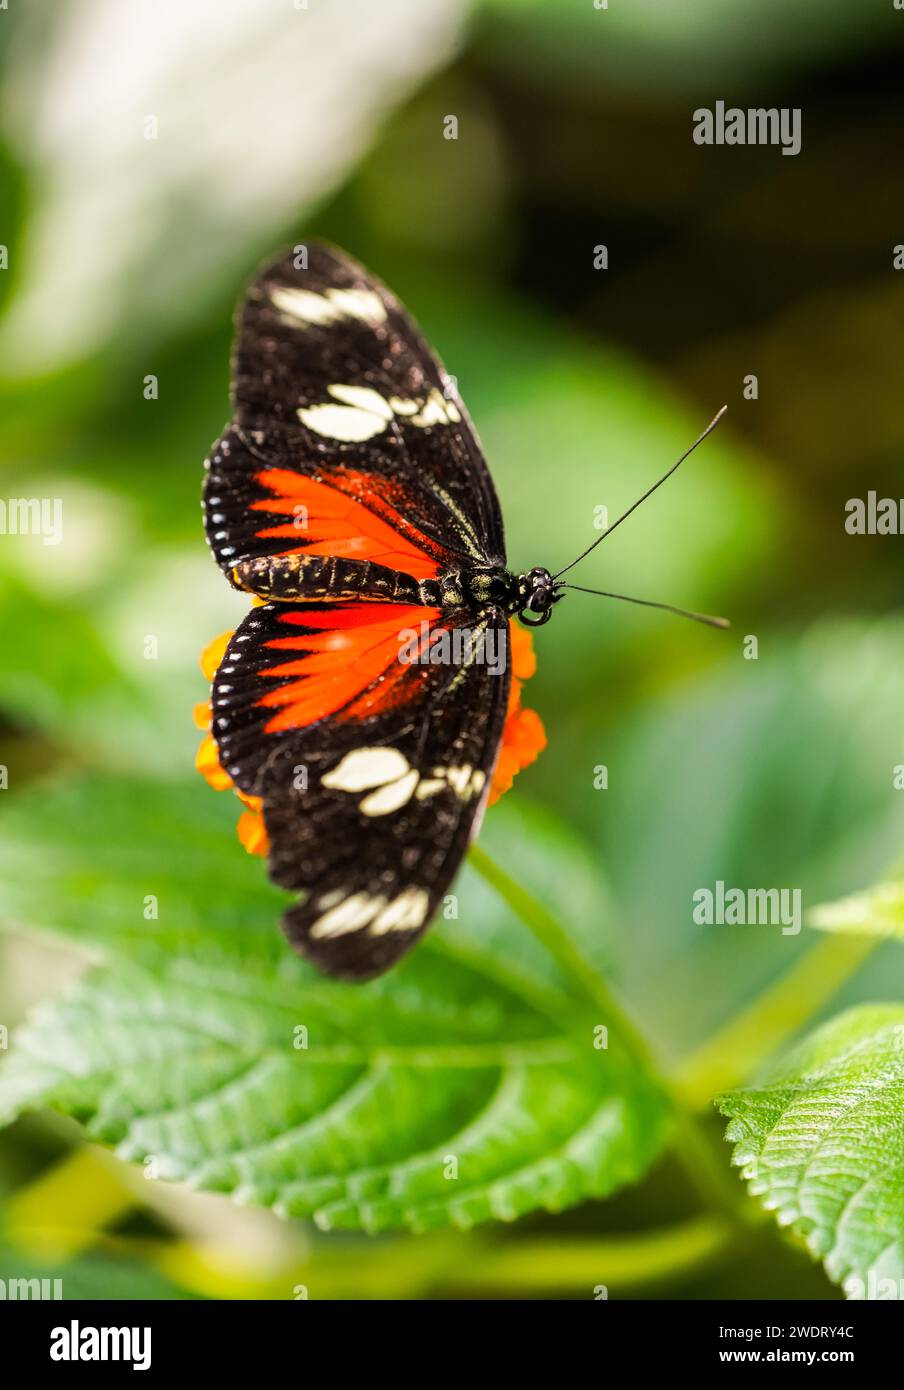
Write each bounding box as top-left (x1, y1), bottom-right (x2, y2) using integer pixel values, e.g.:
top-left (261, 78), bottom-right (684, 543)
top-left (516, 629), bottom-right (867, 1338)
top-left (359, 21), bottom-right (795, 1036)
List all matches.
top-left (232, 553), bottom-right (439, 605)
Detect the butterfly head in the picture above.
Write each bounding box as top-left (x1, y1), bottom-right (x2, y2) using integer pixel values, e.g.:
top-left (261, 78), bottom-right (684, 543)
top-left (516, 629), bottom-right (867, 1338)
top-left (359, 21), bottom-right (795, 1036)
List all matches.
top-left (515, 567), bottom-right (565, 627)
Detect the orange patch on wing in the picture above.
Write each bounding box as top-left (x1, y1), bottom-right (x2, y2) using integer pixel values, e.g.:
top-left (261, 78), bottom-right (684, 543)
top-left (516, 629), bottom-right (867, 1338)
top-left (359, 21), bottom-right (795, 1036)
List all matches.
top-left (251, 468), bottom-right (444, 579)
top-left (257, 603), bottom-right (441, 733)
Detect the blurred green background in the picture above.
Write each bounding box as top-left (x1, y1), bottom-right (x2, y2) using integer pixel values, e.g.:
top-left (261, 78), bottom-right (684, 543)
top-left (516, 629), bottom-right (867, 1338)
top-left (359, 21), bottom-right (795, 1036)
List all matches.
top-left (1, 0), bottom-right (903, 1300)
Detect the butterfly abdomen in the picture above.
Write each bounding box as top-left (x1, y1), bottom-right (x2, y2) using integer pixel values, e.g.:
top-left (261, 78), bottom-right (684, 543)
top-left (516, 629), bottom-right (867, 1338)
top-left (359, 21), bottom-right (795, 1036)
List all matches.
top-left (233, 553), bottom-right (428, 604)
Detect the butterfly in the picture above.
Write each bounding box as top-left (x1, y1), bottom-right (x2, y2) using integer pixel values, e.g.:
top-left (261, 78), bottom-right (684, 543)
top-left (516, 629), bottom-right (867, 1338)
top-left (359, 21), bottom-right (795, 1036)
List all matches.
top-left (202, 243), bottom-right (727, 981)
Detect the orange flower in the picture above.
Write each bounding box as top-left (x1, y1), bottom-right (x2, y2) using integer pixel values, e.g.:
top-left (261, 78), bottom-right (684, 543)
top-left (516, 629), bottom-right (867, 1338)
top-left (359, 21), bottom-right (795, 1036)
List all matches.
top-left (487, 622), bottom-right (546, 805)
top-left (509, 619), bottom-right (538, 683)
top-left (195, 617), bottom-right (545, 855)
top-left (195, 730), bottom-right (234, 793)
top-left (200, 631), bottom-right (232, 682)
top-left (236, 803), bottom-right (269, 856)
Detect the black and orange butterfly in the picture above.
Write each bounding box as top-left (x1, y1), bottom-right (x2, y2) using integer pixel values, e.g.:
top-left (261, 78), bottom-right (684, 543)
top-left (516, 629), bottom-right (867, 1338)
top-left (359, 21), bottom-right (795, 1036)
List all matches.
top-left (203, 243), bottom-right (727, 981)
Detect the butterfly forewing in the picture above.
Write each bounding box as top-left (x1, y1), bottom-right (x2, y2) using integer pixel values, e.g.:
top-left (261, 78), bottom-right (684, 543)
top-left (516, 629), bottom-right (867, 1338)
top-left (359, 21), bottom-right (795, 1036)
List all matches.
top-left (204, 243), bottom-right (504, 579)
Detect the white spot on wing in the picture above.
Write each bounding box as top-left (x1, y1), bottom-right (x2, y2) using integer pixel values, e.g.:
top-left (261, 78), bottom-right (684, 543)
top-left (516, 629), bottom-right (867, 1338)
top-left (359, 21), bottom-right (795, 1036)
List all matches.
top-left (322, 747), bottom-right (411, 793)
top-left (310, 892), bottom-right (386, 939)
top-left (410, 388), bottom-right (453, 428)
top-left (270, 285), bottom-right (387, 326)
top-left (327, 384), bottom-right (394, 419)
top-left (446, 763), bottom-right (473, 795)
top-left (370, 888), bottom-right (430, 935)
top-left (415, 764), bottom-right (486, 803)
top-left (359, 769), bottom-right (418, 817)
top-left (297, 375), bottom-right (465, 441)
top-left (271, 287), bottom-right (339, 325)
top-left (415, 777), bottom-right (445, 801)
top-left (298, 402), bottom-right (387, 441)
top-left (327, 288), bottom-right (386, 323)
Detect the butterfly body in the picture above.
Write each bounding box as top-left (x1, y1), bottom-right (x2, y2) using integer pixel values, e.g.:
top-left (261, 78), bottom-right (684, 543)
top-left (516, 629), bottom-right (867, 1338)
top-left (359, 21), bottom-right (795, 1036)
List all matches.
top-left (230, 551), bottom-right (529, 615)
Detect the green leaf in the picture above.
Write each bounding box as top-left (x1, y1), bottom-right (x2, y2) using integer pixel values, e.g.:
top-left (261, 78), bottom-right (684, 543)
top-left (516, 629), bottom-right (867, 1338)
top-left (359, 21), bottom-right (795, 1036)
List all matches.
top-left (0, 559), bottom-right (242, 782)
top-left (0, 1239), bottom-right (200, 1302)
top-left (598, 617), bottom-right (904, 1053)
top-left (0, 775), bottom-right (666, 1233)
top-left (716, 1005), bottom-right (904, 1295)
top-left (810, 883), bottom-right (904, 943)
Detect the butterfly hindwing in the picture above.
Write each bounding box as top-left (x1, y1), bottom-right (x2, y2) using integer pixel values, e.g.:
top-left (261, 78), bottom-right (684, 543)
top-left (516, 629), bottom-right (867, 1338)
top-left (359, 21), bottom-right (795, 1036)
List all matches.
top-left (213, 600), bottom-right (447, 796)
top-left (212, 601), bottom-right (511, 979)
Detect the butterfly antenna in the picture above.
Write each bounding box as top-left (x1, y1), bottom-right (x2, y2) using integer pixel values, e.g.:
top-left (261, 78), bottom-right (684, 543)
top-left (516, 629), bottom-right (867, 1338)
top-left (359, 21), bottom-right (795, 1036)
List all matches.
top-left (553, 405), bottom-right (728, 580)
top-left (559, 583), bottom-right (730, 630)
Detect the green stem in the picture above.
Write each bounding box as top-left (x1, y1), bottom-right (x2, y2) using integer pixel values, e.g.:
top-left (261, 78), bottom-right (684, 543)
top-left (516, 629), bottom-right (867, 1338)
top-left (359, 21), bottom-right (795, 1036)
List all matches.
top-left (677, 929), bottom-right (880, 1107)
top-left (447, 1216), bottom-right (736, 1296)
top-left (98, 1215), bottom-right (737, 1298)
top-left (468, 843), bottom-right (745, 1224)
top-left (469, 844), bottom-right (654, 1061)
